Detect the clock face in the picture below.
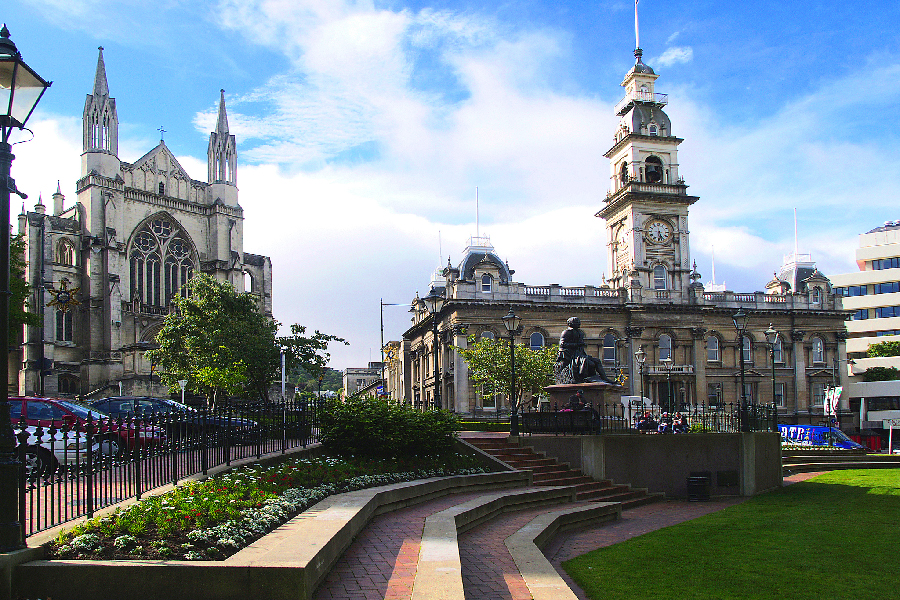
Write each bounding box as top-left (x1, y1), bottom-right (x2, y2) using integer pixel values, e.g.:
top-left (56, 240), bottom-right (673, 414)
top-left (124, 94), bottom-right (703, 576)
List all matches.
top-left (646, 219), bottom-right (672, 244)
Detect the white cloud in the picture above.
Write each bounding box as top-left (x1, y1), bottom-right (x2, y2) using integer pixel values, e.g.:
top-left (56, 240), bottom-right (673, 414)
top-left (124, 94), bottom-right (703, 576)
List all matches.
top-left (654, 46), bottom-right (693, 67)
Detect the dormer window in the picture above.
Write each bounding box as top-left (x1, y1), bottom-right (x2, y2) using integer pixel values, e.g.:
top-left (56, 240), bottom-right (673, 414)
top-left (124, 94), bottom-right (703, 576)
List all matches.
top-left (649, 123), bottom-right (658, 136)
top-left (481, 273), bottom-right (493, 293)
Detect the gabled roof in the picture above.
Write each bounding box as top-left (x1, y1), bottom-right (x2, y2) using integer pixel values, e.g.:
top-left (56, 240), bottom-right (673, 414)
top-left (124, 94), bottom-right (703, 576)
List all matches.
top-left (130, 141), bottom-right (194, 181)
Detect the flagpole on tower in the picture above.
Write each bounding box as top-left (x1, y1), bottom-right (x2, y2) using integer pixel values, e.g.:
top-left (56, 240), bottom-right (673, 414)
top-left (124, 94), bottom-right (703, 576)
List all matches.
top-left (634, 0), bottom-right (640, 50)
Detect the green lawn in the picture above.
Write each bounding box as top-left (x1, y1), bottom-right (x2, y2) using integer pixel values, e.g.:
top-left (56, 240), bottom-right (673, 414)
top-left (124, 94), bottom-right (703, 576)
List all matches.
top-left (562, 469), bottom-right (900, 600)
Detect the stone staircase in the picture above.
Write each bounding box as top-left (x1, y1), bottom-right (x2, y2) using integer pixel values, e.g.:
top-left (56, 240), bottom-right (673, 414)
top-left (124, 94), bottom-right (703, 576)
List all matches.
top-left (466, 438), bottom-right (662, 507)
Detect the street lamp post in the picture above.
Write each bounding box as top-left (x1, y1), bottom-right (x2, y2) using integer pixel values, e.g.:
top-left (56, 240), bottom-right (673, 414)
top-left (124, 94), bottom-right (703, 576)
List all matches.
top-left (0, 24), bottom-right (52, 551)
top-left (764, 324), bottom-right (778, 408)
top-left (422, 286), bottom-right (445, 410)
top-left (634, 346), bottom-right (646, 424)
top-left (502, 308), bottom-right (521, 437)
top-left (634, 346), bottom-right (646, 402)
top-left (732, 309), bottom-right (750, 432)
top-left (660, 356), bottom-right (673, 413)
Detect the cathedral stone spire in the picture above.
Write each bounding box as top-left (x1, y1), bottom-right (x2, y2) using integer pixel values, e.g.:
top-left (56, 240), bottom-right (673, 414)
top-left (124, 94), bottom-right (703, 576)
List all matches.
top-left (83, 46), bottom-right (118, 157)
top-left (216, 89), bottom-right (229, 135)
top-left (93, 46), bottom-right (109, 97)
top-left (208, 89), bottom-right (237, 193)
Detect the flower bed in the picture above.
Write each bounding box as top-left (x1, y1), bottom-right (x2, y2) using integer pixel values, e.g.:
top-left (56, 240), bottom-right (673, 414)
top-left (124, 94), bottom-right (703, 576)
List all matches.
top-left (51, 454), bottom-right (488, 561)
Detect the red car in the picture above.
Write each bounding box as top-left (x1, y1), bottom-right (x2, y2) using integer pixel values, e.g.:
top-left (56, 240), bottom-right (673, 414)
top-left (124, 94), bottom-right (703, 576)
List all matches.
top-left (9, 397), bottom-right (166, 456)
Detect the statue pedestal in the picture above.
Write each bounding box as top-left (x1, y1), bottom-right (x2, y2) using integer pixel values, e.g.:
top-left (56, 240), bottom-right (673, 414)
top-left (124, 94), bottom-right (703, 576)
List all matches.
top-left (544, 382), bottom-right (626, 409)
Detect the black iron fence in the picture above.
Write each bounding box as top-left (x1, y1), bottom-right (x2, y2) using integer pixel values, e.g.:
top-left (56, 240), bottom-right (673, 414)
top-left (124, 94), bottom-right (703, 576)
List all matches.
top-left (14, 398), bottom-right (322, 539)
top-left (521, 401), bottom-right (778, 435)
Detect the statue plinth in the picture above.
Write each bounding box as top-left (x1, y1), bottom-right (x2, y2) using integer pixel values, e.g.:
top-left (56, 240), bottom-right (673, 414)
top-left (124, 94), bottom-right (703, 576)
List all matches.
top-left (544, 381), bottom-right (626, 409)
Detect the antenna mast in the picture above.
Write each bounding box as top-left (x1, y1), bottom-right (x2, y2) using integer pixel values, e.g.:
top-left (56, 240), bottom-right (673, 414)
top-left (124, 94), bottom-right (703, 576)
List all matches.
top-left (711, 245), bottom-right (717, 286)
top-left (793, 208), bottom-right (799, 257)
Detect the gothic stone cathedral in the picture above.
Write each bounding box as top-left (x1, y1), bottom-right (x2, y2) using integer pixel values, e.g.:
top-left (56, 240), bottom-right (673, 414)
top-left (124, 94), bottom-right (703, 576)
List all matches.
top-left (12, 48), bottom-right (273, 398)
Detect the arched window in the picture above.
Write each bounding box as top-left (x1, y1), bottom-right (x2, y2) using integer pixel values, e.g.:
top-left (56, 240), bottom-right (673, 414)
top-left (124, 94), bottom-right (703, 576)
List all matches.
top-left (602, 333), bottom-right (617, 363)
top-left (707, 335), bottom-right (719, 361)
top-left (742, 336), bottom-right (753, 364)
top-left (659, 334), bottom-right (672, 361)
top-left (812, 337), bottom-right (825, 364)
top-left (649, 123), bottom-right (658, 136)
top-left (653, 265), bottom-right (667, 290)
top-left (619, 162), bottom-right (629, 185)
top-left (244, 271), bottom-right (255, 293)
top-left (812, 287), bottom-right (821, 303)
top-left (158, 182), bottom-right (165, 196)
top-left (481, 273), bottom-right (492, 293)
top-left (530, 332), bottom-right (544, 350)
top-left (56, 240), bottom-right (75, 266)
top-left (130, 216), bottom-right (195, 307)
top-left (773, 337), bottom-right (784, 364)
top-left (481, 331), bottom-right (495, 341)
top-left (56, 309), bottom-right (73, 342)
top-left (58, 375), bottom-right (78, 395)
top-left (645, 156), bottom-right (663, 183)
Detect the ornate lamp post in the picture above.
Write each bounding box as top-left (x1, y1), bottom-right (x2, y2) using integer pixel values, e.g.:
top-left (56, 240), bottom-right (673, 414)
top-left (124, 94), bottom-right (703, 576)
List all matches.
top-left (422, 286), bottom-right (445, 410)
top-left (764, 324), bottom-right (778, 408)
top-left (502, 307), bottom-right (521, 436)
top-left (0, 25), bottom-right (51, 551)
top-left (732, 309), bottom-right (750, 432)
top-left (634, 346), bottom-right (646, 401)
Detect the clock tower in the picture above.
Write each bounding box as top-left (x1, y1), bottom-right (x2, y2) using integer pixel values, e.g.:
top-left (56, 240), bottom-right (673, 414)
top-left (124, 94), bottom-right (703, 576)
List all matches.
top-left (597, 48), bottom-right (698, 299)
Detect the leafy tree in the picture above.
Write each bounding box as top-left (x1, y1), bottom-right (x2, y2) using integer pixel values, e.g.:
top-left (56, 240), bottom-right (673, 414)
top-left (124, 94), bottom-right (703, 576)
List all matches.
top-left (866, 340), bottom-right (900, 358)
top-left (10, 235), bottom-right (41, 346)
top-left (292, 366), bottom-right (342, 393)
top-left (147, 274), bottom-right (279, 407)
top-left (278, 324), bottom-right (347, 382)
top-left (455, 335), bottom-right (556, 411)
top-left (862, 366), bottom-right (900, 382)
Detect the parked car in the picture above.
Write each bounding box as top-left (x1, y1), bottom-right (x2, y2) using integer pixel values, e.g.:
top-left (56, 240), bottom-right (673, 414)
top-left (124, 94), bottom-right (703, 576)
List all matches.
top-left (13, 424), bottom-right (100, 477)
top-left (8, 397), bottom-right (166, 456)
top-left (89, 396), bottom-right (258, 444)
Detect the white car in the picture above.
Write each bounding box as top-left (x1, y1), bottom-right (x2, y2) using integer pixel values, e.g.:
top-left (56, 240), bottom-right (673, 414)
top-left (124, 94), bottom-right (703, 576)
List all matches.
top-left (14, 425), bottom-right (100, 477)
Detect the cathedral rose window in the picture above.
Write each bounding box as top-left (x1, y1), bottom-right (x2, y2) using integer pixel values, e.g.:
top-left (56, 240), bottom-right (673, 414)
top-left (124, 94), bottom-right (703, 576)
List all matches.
top-left (130, 216), bottom-right (195, 307)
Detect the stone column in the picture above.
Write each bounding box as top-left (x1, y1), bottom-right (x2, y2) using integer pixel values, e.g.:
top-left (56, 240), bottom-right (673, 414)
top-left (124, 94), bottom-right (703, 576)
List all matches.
top-left (791, 330), bottom-right (807, 421)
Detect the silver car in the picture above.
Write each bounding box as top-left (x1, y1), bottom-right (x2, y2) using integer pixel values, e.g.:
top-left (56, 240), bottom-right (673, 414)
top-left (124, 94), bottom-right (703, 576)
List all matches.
top-left (15, 425), bottom-right (100, 477)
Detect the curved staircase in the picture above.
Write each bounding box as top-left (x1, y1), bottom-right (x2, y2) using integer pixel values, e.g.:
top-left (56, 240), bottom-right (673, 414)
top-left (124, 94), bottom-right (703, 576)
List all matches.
top-left (466, 437), bottom-right (663, 507)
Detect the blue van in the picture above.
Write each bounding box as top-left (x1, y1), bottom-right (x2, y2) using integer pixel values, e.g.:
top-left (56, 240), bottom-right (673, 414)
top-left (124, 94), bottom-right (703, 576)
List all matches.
top-left (779, 425), bottom-right (865, 450)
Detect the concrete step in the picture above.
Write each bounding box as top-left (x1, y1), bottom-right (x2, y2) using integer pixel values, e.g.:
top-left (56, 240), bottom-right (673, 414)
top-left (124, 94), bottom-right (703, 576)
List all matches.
top-left (532, 469), bottom-right (580, 482)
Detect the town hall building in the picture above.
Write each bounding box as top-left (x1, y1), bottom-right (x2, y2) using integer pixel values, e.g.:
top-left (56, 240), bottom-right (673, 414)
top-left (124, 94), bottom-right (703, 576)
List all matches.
top-left (12, 48), bottom-right (273, 398)
top-left (391, 47), bottom-right (852, 427)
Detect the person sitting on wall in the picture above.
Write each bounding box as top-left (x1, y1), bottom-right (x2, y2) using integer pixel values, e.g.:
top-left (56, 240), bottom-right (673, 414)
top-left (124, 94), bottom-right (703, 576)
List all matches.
top-left (566, 390), bottom-right (587, 411)
top-left (657, 412), bottom-right (674, 433)
top-left (637, 410), bottom-right (658, 432)
top-left (673, 412), bottom-right (688, 433)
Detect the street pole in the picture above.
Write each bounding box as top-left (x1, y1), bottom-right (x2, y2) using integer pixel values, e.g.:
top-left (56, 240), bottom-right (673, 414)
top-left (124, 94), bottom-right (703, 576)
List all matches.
top-left (509, 327), bottom-right (518, 436)
top-left (0, 26), bottom-right (52, 551)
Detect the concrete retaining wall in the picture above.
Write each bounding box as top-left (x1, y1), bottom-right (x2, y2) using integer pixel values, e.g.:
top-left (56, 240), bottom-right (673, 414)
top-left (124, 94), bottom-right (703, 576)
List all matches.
top-left (517, 432), bottom-right (782, 498)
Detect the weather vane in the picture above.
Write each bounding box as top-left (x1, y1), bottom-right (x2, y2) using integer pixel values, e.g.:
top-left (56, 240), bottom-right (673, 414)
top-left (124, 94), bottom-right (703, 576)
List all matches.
top-left (46, 280), bottom-right (81, 313)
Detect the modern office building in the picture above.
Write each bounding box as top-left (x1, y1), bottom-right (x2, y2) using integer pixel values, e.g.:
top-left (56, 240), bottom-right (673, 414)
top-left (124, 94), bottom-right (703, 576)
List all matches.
top-left (832, 222), bottom-right (900, 442)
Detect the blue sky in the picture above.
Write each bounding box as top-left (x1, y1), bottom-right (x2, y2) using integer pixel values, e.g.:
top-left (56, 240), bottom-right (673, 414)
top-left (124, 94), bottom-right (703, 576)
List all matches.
top-left (5, 0), bottom-right (900, 369)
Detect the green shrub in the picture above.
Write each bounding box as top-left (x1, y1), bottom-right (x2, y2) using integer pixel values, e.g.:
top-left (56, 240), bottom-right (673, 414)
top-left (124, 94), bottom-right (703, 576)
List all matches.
top-left (866, 340), bottom-right (900, 358)
top-left (862, 366), bottom-right (900, 381)
top-left (320, 396), bottom-right (459, 459)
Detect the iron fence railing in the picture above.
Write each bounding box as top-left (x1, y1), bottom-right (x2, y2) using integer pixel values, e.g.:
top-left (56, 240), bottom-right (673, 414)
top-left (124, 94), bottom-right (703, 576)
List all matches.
top-left (14, 397), bottom-right (323, 539)
top-left (520, 401), bottom-right (778, 436)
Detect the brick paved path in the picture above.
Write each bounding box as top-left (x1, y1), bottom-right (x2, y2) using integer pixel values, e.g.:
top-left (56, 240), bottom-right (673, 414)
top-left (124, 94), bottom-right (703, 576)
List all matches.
top-left (312, 491), bottom-right (484, 600)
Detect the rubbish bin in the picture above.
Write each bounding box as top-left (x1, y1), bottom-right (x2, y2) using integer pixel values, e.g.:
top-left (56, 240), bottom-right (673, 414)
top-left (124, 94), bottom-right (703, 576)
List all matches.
top-left (686, 473), bottom-right (711, 502)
